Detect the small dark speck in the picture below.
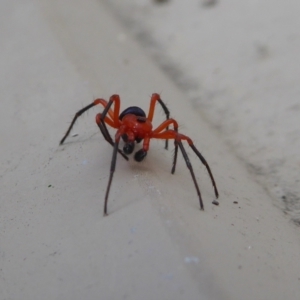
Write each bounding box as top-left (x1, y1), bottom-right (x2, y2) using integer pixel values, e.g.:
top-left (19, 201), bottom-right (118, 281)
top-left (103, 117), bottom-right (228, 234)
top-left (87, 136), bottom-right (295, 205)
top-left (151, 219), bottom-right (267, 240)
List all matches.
top-left (202, 0), bottom-right (218, 7)
top-left (48, 185), bottom-right (52, 188)
top-left (212, 200), bottom-right (219, 206)
top-left (153, 0), bottom-right (169, 4)
top-left (238, 265), bottom-right (242, 270)
top-left (255, 43), bottom-right (270, 60)
top-left (281, 195), bottom-right (286, 200)
top-left (71, 133), bottom-right (78, 137)
top-left (288, 103), bottom-right (300, 111)
top-left (233, 201), bottom-right (238, 204)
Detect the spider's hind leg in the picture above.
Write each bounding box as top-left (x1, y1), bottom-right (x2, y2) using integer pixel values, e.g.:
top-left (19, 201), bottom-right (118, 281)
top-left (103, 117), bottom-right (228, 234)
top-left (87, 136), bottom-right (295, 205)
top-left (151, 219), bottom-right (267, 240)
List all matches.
top-left (177, 141), bottom-right (204, 210)
top-left (189, 143), bottom-right (219, 199)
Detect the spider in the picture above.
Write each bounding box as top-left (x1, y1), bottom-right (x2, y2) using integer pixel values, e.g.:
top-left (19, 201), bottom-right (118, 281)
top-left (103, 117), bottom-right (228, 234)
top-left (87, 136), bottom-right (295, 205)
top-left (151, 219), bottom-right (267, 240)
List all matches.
top-left (60, 93), bottom-right (219, 215)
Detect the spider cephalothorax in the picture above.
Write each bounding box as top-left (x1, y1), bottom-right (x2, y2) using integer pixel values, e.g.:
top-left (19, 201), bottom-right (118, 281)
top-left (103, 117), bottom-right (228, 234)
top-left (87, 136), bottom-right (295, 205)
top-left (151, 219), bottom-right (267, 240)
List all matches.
top-left (60, 93), bottom-right (219, 215)
top-left (119, 107), bottom-right (152, 160)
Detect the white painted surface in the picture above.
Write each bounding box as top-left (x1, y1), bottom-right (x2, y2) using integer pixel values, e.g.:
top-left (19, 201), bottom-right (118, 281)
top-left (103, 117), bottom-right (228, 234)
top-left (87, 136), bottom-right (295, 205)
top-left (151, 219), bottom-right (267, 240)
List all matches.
top-left (1, 1), bottom-right (300, 299)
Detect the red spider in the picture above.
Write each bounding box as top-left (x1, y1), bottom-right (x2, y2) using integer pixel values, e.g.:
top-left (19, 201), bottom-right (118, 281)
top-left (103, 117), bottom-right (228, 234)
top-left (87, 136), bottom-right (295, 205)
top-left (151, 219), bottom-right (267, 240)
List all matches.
top-left (60, 93), bottom-right (219, 215)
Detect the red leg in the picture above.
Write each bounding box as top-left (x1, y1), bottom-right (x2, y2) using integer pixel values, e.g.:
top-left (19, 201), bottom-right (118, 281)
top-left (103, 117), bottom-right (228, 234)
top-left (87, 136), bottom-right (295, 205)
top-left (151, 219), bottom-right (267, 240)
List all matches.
top-left (147, 93), bottom-right (170, 149)
top-left (152, 118), bottom-right (179, 134)
top-left (94, 98), bottom-right (115, 120)
top-left (133, 119), bottom-right (180, 162)
top-left (152, 119), bottom-right (178, 174)
top-left (95, 113), bottom-right (128, 161)
top-left (95, 95), bottom-right (128, 160)
top-left (95, 113), bottom-right (115, 128)
top-left (100, 94), bottom-right (121, 128)
top-left (152, 119), bottom-right (179, 172)
top-left (148, 93), bottom-right (161, 121)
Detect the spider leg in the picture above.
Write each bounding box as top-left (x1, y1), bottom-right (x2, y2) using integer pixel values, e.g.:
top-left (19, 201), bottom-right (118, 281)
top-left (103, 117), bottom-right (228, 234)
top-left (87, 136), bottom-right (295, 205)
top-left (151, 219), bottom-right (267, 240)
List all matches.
top-left (152, 130), bottom-right (219, 208)
top-left (134, 137), bottom-right (150, 162)
top-left (100, 94), bottom-right (121, 128)
top-left (95, 113), bottom-right (128, 161)
top-left (148, 93), bottom-right (171, 149)
top-left (60, 98), bottom-right (114, 145)
top-left (189, 144), bottom-right (219, 199)
top-left (60, 102), bottom-right (98, 145)
top-left (177, 141), bottom-right (204, 210)
top-left (133, 118), bottom-right (179, 163)
top-left (60, 97), bottom-right (128, 160)
top-left (152, 118), bottom-right (179, 174)
top-left (104, 138), bottom-right (120, 215)
top-left (172, 140), bottom-right (179, 174)
top-left (95, 95), bottom-right (128, 160)
top-left (178, 134), bottom-right (219, 200)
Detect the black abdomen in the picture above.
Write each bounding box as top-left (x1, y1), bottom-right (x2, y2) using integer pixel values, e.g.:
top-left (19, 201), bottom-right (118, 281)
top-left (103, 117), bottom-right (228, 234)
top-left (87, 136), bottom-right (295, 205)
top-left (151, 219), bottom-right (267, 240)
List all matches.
top-left (119, 106), bottom-right (146, 120)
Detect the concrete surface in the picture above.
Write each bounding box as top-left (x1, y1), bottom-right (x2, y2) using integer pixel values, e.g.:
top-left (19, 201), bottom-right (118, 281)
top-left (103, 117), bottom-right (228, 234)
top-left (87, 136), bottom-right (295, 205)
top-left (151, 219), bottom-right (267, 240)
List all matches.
top-left (106, 0), bottom-right (300, 225)
top-left (1, 0), bottom-right (300, 299)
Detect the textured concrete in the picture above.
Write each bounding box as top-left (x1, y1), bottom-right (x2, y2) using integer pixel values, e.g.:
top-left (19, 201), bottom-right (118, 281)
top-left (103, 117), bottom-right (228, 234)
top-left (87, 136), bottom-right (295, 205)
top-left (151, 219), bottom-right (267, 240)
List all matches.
top-left (1, 1), bottom-right (300, 299)
top-left (106, 0), bottom-right (300, 224)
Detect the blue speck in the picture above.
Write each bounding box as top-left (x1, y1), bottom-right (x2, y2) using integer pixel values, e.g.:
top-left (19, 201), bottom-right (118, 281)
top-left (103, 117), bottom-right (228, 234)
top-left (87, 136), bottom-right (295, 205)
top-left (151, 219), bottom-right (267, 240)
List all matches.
top-left (162, 273), bottom-right (174, 280)
top-left (184, 256), bottom-right (199, 264)
top-left (130, 227), bottom-right (137, 234)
